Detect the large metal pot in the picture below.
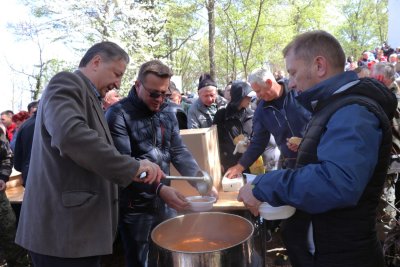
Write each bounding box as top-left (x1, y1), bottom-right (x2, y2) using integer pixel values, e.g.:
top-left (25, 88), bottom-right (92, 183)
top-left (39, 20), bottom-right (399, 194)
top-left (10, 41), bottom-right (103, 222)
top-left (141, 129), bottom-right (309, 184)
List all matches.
top-left (151, 212), bottom-right (262, 267)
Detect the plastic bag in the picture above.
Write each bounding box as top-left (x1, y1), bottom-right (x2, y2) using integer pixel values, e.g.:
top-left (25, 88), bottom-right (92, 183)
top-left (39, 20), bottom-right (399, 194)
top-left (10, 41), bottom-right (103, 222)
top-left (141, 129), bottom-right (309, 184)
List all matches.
top-left (249, 156), bottom-right (265, 175)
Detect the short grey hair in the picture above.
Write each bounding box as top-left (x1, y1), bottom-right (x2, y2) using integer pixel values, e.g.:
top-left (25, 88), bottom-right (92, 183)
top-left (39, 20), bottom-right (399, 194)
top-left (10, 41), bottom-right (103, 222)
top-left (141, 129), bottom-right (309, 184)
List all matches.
top-left (79, 41), bottom-right (129, 67)
top-left (373, 62), bottom-right (396, 83)
top-left (248, 67), bottom-right (276, 85)
top-left (283, 30), bottom-right (345, 71)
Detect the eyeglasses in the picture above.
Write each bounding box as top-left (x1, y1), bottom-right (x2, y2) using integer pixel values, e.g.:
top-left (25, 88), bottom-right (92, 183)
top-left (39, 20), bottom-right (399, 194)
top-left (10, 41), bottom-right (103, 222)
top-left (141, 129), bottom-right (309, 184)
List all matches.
top-left (140, 82), bottom-right (171, 99)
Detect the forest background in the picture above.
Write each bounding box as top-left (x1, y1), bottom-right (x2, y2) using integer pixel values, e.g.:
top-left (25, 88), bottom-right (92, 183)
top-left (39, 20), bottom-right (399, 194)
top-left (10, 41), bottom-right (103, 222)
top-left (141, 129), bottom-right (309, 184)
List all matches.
top-left (0, 0), bottom-right (390, 111)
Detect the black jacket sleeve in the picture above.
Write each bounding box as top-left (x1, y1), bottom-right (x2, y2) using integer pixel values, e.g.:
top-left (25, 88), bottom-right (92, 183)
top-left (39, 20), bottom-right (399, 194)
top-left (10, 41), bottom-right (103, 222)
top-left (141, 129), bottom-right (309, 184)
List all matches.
top-left (0, 129), bottom-right (13, 182)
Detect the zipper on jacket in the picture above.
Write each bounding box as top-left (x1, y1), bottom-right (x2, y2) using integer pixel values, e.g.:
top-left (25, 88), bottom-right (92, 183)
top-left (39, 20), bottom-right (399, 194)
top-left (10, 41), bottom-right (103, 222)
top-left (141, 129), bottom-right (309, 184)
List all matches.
top-left (151, 116), bottom-right (162, 166)
top-left (283, 95), bottom-right (296, 137)
top-left (265, 104), bottom-right (295, 136)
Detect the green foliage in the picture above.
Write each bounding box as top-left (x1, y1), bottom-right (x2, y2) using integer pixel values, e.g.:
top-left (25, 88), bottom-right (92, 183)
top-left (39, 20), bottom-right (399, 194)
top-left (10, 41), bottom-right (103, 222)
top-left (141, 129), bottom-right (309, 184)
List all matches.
top-left (336, 0), bottom-right (388, 59)
top-left (11, 0), bottom-right (389, 99)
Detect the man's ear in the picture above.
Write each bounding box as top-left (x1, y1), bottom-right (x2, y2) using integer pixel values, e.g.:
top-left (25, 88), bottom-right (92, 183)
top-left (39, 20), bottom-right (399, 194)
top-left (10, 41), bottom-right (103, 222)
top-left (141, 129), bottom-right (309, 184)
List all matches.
top-left (314, 56), bottom-right (328, 77)
top-left (264, 79), bottom-right (273, 88)
top-left (91, 55), bottom-right (102, 71)
top-left (134, 80), bottom-right (140, 91)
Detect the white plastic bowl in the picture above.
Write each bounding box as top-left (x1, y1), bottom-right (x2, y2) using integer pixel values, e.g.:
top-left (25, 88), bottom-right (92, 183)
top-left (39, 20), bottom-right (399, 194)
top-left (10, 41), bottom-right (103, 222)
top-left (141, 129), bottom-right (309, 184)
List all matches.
top-left (258, 202), bottom-right (296, 220)
top-left (186, 196), bottom-right (216, 212)
top-left (221, 174), bottom-right (244, 192)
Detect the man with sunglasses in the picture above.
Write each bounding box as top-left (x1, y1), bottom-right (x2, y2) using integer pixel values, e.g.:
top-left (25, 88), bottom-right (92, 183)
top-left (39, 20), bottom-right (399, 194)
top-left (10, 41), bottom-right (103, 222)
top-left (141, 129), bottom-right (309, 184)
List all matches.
top-left (106, 60), bottom-right (218, 267)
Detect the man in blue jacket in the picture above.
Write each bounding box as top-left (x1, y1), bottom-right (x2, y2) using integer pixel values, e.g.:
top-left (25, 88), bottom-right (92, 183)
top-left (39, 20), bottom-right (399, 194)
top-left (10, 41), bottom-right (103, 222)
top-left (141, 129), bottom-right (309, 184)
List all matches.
top-left (225, 68), bottom-right (311, 178)
top-left (13, 110), bottom-right (36, 185)
top-left (238, 30), bottom-right (397, 267)
top-left (106, 60), bottom-right (218, 267)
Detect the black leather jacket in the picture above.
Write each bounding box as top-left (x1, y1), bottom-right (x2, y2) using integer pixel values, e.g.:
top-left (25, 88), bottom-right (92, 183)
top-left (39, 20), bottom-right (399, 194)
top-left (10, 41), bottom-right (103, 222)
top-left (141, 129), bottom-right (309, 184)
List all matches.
top-left (106, 88), bottom-right (201, 211)
top-left (0, 127), bottom-right (13, 183)
top-left (213, 105), bottom-right (253, 171)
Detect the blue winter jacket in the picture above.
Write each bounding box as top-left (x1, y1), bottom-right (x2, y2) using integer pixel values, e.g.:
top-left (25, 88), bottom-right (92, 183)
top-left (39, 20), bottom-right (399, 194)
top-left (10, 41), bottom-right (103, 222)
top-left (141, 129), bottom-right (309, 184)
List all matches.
top-left (252, 71), bottom-right (383, 214)
top-left (239, 81), bottom-right (311, 169)
top-left (106, 88), bottom-right (201, 210)
top-left (13, 112), bottom-right (36, 185)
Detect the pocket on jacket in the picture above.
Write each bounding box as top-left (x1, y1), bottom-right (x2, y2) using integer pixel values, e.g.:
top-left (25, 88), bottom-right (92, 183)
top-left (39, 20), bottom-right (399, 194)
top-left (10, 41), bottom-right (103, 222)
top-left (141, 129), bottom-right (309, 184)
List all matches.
top-left (61, 191), bottom-right (97, 207)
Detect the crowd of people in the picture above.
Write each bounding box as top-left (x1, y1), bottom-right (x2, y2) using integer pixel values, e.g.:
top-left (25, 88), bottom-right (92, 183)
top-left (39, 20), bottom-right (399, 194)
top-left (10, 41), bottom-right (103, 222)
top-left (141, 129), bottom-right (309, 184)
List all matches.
top-left (0, 30), bottom-right (400, 267)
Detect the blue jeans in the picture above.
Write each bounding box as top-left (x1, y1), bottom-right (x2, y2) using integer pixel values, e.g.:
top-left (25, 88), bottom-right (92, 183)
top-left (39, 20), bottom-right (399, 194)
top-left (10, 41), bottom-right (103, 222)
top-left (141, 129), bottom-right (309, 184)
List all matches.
top-left (119, 200), bottom-right (176, 267)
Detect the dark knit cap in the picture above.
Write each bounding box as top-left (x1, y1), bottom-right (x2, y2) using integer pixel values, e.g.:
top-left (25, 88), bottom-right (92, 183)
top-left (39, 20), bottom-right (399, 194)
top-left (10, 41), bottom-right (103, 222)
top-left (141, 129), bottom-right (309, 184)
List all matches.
top-left (198, 73), bottom-right (217, 91)
top-left (229, 81), bottom-right (255, 108)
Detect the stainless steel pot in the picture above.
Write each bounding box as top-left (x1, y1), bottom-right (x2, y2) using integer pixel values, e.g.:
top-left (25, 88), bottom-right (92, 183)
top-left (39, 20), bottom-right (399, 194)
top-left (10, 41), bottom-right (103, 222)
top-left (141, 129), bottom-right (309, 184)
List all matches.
top-left (151, 212), bottom-right (262, 267)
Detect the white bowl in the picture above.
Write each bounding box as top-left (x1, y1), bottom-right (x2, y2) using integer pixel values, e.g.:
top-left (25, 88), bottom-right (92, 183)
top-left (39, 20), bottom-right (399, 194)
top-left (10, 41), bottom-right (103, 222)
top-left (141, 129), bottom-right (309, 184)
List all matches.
top-left (221, 174), bottom-right (244, 192)
top-left (258, 202), bottom-right (296, 220)
top-left (186, 196), bottom-right (216, 212)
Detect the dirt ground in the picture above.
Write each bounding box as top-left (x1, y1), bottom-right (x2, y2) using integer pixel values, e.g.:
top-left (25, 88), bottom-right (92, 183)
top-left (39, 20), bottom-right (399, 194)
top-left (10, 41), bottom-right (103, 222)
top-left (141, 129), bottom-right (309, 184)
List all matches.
top-left (265, 231), bottom-right (292, 267)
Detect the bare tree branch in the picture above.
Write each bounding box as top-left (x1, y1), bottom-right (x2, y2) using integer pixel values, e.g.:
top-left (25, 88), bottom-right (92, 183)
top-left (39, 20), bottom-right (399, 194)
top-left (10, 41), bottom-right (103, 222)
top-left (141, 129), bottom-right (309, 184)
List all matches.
top-left (159, 31), bottom-right (198, 59)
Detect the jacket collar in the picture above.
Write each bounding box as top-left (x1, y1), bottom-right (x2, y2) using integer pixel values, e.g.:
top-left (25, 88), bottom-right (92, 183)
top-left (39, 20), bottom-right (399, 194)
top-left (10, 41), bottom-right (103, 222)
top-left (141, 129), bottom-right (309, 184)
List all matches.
top-left (295, 71), bottom-right (359, 113)
top-left (74, 70), bottom-right (113, 144)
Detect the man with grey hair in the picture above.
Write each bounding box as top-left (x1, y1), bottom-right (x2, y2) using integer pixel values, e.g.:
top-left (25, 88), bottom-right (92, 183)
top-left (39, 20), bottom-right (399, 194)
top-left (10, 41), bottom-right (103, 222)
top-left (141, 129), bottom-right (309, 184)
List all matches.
top-left (225, 67), bottom-right (310, 178)
top-left (16, 41), bottom-right (164, 267)
top-left (389, 53), bottom-right (398, 65)
top-left (239, 30), bottom-right (397, 267)
top-left (103, 89), bottom-right (121, 110)
top-left (372, 62), bottom-right (399, 90)
top-left (371, 62), bottom-right (400, 233)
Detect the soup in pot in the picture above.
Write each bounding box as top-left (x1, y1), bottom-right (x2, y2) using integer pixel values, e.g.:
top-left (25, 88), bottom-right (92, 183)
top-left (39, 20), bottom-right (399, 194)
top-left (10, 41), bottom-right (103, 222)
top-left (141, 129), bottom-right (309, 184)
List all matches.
top-left (169, 237), bottom-right (233, 252)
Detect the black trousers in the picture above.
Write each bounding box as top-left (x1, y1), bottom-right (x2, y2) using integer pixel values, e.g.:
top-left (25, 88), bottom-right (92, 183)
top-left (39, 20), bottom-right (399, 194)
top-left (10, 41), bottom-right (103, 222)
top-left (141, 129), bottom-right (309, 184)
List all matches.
top-left (119, 201), bottom-right (177, 267)
top-left (29, 251), bottom-right (100, 267)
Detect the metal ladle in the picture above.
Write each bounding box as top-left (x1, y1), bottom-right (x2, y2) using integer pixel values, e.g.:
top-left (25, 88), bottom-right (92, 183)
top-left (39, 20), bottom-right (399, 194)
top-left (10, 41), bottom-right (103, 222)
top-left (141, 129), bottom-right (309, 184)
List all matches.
top-left (140, 170), bottom-right (213, 195)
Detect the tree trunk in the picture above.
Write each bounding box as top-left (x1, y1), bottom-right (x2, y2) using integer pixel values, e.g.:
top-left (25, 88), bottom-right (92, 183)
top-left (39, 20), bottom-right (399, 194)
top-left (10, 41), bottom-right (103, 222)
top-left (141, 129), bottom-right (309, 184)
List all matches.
top-left (206, 0), bottom-right (216, 80)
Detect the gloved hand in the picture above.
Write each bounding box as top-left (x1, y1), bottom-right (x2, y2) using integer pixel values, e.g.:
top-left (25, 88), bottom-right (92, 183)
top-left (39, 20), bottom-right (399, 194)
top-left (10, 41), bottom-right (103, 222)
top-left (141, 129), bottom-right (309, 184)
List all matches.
top-left (233, 137), bottom-right (249, 155)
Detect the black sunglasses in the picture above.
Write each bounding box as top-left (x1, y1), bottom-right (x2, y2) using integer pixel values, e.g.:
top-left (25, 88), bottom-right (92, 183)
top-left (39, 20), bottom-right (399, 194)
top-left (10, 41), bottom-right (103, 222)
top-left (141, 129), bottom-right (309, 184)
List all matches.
top-left (141, 83), bottom-right (171, 99)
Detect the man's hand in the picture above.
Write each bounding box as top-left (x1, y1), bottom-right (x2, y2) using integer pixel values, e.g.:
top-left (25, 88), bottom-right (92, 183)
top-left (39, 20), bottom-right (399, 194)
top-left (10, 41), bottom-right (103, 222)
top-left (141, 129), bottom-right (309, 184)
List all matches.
top-left (287, 137), bottom-right (301, 152)
top-left (286, 140), bottom-right (299, 152)
top-left (0, 180), bottom-right (6, 191)
top-left (133, 159), bottom-right (164, 184)
top-left (224, 164), bottom-right (245, 179)
top-left (237, 183), bottom-right (262, 216)
top-left (159, 186), bottom-right (189, 211)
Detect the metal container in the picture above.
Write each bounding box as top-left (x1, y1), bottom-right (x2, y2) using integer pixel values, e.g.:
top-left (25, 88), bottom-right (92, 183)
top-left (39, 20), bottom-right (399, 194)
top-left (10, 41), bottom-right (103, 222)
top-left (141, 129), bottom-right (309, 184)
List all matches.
top-left (151, 212), bottom-right (262, 267)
